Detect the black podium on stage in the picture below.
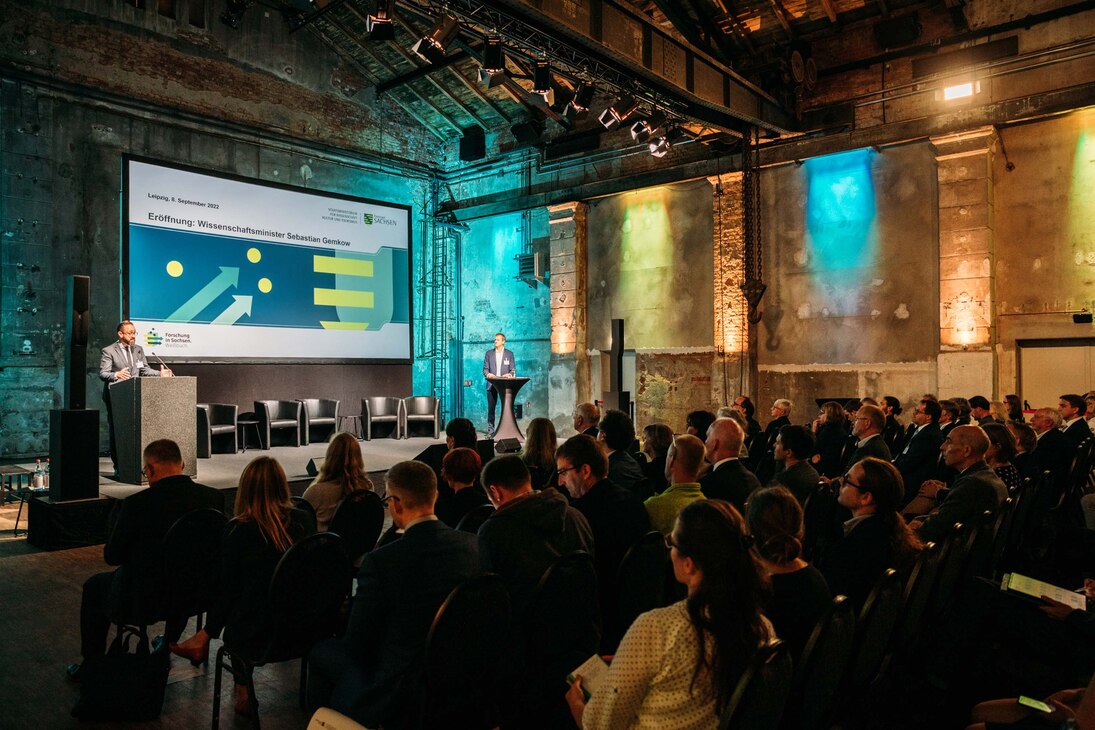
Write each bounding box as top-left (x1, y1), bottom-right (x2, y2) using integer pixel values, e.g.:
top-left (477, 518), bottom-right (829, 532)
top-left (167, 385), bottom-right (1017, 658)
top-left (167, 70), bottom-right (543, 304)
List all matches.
top-left (487, 375), bottom-right (529, 442)
top-left (111, 376), bottom-right (198, 484)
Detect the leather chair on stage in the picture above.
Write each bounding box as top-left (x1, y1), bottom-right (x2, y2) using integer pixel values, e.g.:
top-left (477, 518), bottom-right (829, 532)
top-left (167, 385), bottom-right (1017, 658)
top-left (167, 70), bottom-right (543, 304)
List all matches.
top-left (197, 404), bottom-right (238, 458)
top-left (298, 399), bottom-right (340, 446)
top-left (254, 400), bottom-right (303, 449)
top-left (404, 396), bottom-right (441, 439)
top-left (362, 397), bottom-right (404, 440)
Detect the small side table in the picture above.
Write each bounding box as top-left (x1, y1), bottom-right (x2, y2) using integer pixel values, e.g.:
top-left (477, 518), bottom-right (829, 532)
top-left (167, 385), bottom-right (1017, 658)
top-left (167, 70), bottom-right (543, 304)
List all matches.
top-left (1, 465), bottom-right (33, 536)
top-left (337, 414), bottom-right (365, 440)
top-left (237, 420), bottom-right (262, 452)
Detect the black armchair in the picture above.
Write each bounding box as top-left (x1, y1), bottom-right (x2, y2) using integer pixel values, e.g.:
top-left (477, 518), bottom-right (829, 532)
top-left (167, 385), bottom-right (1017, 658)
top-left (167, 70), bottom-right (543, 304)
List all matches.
top-left (197, 403), bottom-right (238, 458)
top-left (404, 396), bottom-right (441, 439)
top-left (362, 397), bottom-right (405, 440)
top-left (298, 398), bottom-right (340, 446)
top-left (254, 400), bottom-right (303, 449)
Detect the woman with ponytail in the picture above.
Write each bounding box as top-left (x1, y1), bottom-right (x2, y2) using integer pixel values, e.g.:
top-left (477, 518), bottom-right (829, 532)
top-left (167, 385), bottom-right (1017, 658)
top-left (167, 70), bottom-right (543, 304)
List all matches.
top-left (171, 456), bottom-right (315, 712)
top-left (303, 431), bottom-right (374, 532)
top-left (566, 500), bottom-right (773, 730)
top-left (747, 486), bottom-right (831, 660)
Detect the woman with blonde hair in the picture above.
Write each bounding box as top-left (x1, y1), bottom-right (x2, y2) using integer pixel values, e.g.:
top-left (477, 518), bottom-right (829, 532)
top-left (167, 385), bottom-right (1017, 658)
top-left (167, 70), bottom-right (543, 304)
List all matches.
top-left (171, 457), bottom-right (315, 712)
top-left (303, 432), bottom-right (374, 531)
top-left (522, 417), bottom-right (558, 491)
top-left (812, 401), bottom-right (850, 478)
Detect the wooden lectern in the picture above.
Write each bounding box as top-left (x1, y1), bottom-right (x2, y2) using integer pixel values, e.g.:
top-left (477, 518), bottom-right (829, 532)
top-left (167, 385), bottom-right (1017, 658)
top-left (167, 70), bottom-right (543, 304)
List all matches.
top-left (110, 376), bottom-right (198, 484)
top-left (486, 375), bottom-right (530, 442)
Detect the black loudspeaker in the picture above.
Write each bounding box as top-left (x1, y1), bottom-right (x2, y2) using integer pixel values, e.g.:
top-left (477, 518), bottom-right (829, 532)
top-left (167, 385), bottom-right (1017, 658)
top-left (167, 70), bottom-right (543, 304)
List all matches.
top-left (511, 121), bottom-right (542, 145)
top-left (495, 438), bottom-right (522, 454)
top-left (28, 495), bottom-right (113, 550)
top-left (306, 457), bottom-right (325, 477)
top-left (873, 13), bottom-right (921, 49)
top-left (459, 126), bottom-right (486, 161)
top-left (65, 275), bottom-right (91, 409)
top-left (49, 409), bottom-right (100, 502)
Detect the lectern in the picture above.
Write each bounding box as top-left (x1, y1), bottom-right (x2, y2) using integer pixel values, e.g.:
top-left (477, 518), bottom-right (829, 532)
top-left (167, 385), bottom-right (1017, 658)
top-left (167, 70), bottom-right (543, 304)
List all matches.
top-left (110, 376), bottom-right (198, 484)
top-left (486, 376), bottom-right (529, 442)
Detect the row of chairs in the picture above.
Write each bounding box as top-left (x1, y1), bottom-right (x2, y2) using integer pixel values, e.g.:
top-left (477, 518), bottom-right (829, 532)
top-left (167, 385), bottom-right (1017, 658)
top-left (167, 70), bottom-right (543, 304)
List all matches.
top-left (197, 396), bottom-right (443, 456)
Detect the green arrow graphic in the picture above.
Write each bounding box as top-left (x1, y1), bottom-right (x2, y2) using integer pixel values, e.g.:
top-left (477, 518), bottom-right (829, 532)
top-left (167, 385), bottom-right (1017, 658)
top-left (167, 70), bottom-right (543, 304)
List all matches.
top-left (166, 267), bottom-right (240, 323)
top-left (211, 295), bottom-right (253, 326)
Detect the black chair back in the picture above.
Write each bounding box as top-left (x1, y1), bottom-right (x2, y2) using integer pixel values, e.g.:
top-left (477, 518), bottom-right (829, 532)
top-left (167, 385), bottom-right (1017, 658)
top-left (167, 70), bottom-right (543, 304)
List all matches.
top-left (844, 568), bottom-right (903, 694)
top-left (420, 574), bottom-right (512, 728)
top-left (327, 490), bottom-right (386, 562)
top-left (159, 508), bottom-right (227, 622)
top-left (290, 496), bottom-right (316, 521)
top-left (928, 522), bottom-right (973, 622)
top-left (780, 596), bottom-right (856, 730)
top-left (963, 507), bottom-right (1005, 582)
top-left (455, 503), bottom-right (495, 534)
top-left (987, 493), bottom-right (1020, 580)
top-left (527, 552), bottom-right (600, 681)
top-left (892, 541), bottom-right (942, 655)
top-left (613, 531), bottom-right (669, 641)
top-left (720, 640), bottom-right (793, 730)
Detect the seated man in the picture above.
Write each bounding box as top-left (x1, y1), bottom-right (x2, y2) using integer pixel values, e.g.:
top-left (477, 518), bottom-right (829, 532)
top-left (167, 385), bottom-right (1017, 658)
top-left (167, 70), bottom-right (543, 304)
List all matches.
top-left (597, 409), bottom-right (648, 498)
top-left (645, 434), bottom-right (707, 535)
top-left (772, 424), bottom-right (820, 505)
top-left (67, 439), bottom-right (222, 679)
top-left (892, 398), bottom-right (943, 505)
top-left (307, 461), bottom-right (480, 729)
top-left (699, 418), bottom-right (760, 514)
top-left (573, 402), bottom-right (601, 438)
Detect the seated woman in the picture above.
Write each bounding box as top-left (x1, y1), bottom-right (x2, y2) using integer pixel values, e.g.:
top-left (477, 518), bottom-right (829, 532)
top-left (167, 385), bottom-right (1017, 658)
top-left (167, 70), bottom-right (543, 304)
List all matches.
top-left (522, 417), bottom-right (558, 492)
top-left (816, 457), bottom-right (922, 609)
top-left (747, 486), bottom-right (831, 660)
top-left (982, 422), bottom-right (1022, 494)
top-left (303, 432), bottom-right (374, 532)
top-left (640, 423), bottom-right (674, 494)
top-left (565, 499), bottom-right (773, 730)
top-left (171, 456), bottom-right (316, 712)
top-left (1008, 421), bottom-right (1040, 481)
top-left (812, 401), bottom-right (850, 479)
top-left (434, 447), bottom-right (488, 528)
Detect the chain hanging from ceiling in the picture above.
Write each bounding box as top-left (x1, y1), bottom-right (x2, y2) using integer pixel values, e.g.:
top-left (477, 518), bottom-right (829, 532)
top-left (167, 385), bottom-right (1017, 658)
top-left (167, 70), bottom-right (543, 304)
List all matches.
top-left (740, 125), bottom-right (766, 324)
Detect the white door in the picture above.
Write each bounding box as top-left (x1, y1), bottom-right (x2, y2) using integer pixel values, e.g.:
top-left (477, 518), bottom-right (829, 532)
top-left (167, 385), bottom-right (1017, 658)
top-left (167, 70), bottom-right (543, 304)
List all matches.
top-left (1019, 340), bottom-right (1095, 410)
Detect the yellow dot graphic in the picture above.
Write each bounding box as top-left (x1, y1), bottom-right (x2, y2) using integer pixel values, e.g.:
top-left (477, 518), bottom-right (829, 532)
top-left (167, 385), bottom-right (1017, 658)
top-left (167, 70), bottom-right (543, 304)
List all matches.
top-left (247, 248), bottom-right (262, 263)
top-left (258, 278), bottom-right (273, 293)
top-left (166, 260), bottom-right (183, 277)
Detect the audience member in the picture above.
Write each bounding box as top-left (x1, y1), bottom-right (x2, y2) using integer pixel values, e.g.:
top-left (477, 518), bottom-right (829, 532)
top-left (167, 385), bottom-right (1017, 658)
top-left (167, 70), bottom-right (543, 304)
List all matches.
top-left (521, 417), bottom-right (558, 491)
top-left (732, 395), bottom-right (763, 441)
top-left (842, 403), bottom-right (891, 470)
top-left (1030, 407), bottom-right (1072, 482)
top-left (477, 454), bottom-right (593, 618)
top-left (573, 402), bottom-right (601, 438)
top-left (723, 409), bottom-right (754, 459)
top-left (698, 419), bottom-right (759, 514)
top-left (988, 400), bottom-right (1008, 424)
top-left (306, 460), bottom-right (478, 728)
top-left (966, 687), bottom-right (1085, 730)
top-left (952, 397), bottom-right (973, 425)
top-left (763, 398), bottom-right (792, 449)
top-left (844, 398), bottom-right (863, 425)
top-left (969, 395), bottom-right (993, 425)
top-left (1004, 393), bottom-right (1025, 423)
top-left (445, 417), bottom-right (478, 449)
top-left (435, 447), bottom-right (488, 528)
top-left (938, 399), bottom-right (961, 439)
top-left (598, 409), bottom-right (649, 498)
top-left (171, 456), bottom-right (315, 712)
top-left (881, 396), bottom-right (906, 454)
top-left (893, 398), bottom-right (943, 504)
top-left (645, 434), bottom-right (707, 534)
top-left (771, 424), bottom-right (819, 505)
top-left (1059, 393), bottom-right (1090, 447)
top-left (747, 486), bottom-right (831, 660)
top-left (754, 398), bottom-right (791, 482)
top-left (816, 457), bottom-right (922, 608)
top-left (981, 422), bottom-right (1023, 493)
top-left (812, 401), bottom-right (850, 478)
top-left (1008, 420), bottom-right (1040, 480)
top-left (640, 423), bottom-right (674, 493)
top-left (1085, 391), bottom-right (1095, 433)
top-left (67, 439), bottom-right (222, 681)
top-left (303, 432), bottom-right (374, 532)
top-left (566, 500), bottom-right (773, 730)
top-left (909, 425), bottom-right (1007, 543)
top-left (684, 410), bottom-right (717, 441)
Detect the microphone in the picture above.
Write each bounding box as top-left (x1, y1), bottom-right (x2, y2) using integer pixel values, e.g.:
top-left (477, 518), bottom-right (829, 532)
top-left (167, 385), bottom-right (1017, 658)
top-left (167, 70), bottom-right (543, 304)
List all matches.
top-left (149, 351), bottom-right (171, 371)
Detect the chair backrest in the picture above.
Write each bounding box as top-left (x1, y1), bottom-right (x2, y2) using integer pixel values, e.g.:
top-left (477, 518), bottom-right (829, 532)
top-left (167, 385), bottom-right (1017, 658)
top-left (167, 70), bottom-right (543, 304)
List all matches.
top-left (455, 503), bottom-right (495, 534)
top-left (405, 396), bottom-right (438, 417)
top-left (327, 490), bottom-right (386, 560)
top-left (614, 531), bottom-right (669, 633)
top-left (364, 397), bottom-right (401, 417)
top-left (892, 541), bottom-right (942, 654)
top-left (987, 492), bottom-right (1020, 580)
top-left (781, 596), bottom-right (857, 730)
top-left (527, 552), bottom-right (600, 677)
top-left (844, 568), bottom-right (904, 693)
top-left (260, 532), bottom-right (352, 663)
top-left (208, 403), bottom-right (238, 425)
top-left (159, 508), bottom-right (227, 620)
top-left (926, 521), bottom-right (971, 622)
top-left (291, 495), bottom-right (317, 521)
top-left (720, 640), bottom-right (793, 730)
top-left (963, 506), bottom-right (1006, 582)
top-left (421, 574), bottom-right (512, 725)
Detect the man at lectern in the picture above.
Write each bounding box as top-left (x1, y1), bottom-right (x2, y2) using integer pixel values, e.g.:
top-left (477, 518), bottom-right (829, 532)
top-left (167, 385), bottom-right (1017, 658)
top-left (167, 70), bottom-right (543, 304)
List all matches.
top-left (100, 320), bottom-right (173, 474)
top-left (483, 332), bottom-right (515, 438)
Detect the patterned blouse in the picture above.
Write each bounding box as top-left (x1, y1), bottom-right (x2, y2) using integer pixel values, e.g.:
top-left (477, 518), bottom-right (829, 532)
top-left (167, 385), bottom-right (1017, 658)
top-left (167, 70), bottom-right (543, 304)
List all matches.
top-left (993, 463), bottom-right (1023, 494)
top-left (583, 601), bottom-right (773, 730)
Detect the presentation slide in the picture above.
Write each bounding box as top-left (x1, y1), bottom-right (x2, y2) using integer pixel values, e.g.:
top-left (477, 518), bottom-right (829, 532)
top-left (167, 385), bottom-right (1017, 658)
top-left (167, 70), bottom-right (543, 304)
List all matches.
top-left (124, 158), bottom-right (411, 361)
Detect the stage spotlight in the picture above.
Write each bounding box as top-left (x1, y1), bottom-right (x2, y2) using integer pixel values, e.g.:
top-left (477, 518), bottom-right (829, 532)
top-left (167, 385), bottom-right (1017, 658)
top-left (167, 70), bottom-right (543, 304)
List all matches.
top-left (220, 0), bottom-right (252, 29)
top-left (630, 111), bottom-right (666, 143)
top-left (563, 81), bottom-right (594, 119)
top-left (598, 95), bottom-right (639, 129)
top-left (411, 13), bottom-right (460, 64)
top-left (478, 36), bottom-right (507, 88)
top-left (367, 0), bottom-right (395, 41)
top-left (533, 59), bottom-right (552, 95)
top-left (648, 126), bottom-right (687, 157)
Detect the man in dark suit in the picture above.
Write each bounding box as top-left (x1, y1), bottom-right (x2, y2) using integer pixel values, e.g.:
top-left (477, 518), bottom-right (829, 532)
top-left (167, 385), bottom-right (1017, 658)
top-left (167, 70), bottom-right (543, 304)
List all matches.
top-left (1030, 407), bottom-right (1074, 486)
top-left (843, 404), bottom-right (892, 470)
top-left (938, 399), bottom-right (960, 440)
top-left (483, 332), bottom-right (516, 437)
top-left (597, 409), bottom-right (649, 499)
top-left (67, 439), bottom-right (221, 680)
top-left (969, 395), bottom-right (994, 425)
top-left (772, 424), bottom-right (820, 505)
top-left (573, 402), bottom-right (600, 438)
top-left (307, 461), bottom-right (480, 729)
top-left (699, 417), bottom-right (760, 513)
top-left (99, 320), bottom-right (173, 473)
top-left (755, 398), bottom-right (792, 482)
top-left (556, 435), bottom-right (650, 649)
top-left (893, 398), bottom-right (944, 504)
top-left (1060, 394), bottom-right (1091, 448)
top-left (912, 426), bottom-right (1008, 543)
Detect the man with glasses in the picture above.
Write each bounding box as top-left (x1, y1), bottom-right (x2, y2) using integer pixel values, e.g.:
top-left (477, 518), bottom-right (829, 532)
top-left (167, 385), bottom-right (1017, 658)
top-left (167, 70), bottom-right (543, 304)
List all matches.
top-left (893, 398), bottom-right (944, 505)
top-left (66, 439), bottom-right (220, 681)
top-left (842, 403), bottom-right (891, 471)
top-left (100, 320), bottom-right (173, 475)
top-left (307, 460), bottom-right (479, 728)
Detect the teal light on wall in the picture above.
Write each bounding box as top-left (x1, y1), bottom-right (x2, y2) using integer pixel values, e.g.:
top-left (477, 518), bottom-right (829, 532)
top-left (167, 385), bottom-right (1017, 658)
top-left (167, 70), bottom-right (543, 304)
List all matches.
top-left (1069, 128), bottom-right (1095, 255)
top-left (805, 149), bottom-right (878, 270)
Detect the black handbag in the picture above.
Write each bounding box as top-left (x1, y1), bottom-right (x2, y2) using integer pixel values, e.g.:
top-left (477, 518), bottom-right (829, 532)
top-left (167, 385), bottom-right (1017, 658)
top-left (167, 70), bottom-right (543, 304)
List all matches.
top-left (72, 626), bottom-right (170, 721)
